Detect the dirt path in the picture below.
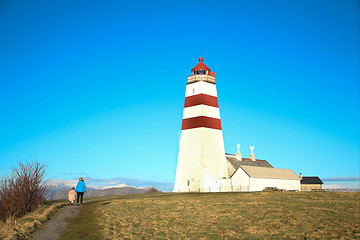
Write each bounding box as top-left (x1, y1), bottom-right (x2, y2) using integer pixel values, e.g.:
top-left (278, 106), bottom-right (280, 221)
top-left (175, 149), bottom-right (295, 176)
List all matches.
top-left (31, 204), bottom-right (80, 240)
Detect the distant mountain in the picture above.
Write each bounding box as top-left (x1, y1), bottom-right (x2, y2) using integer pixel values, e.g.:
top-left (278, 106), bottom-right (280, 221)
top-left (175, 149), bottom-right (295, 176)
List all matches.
top-left (103, 183), bottom-right (128, 189)
top-left (46, 180), bottom-right (99, 199)
top-left (53, 186), bottom-right (148, 200)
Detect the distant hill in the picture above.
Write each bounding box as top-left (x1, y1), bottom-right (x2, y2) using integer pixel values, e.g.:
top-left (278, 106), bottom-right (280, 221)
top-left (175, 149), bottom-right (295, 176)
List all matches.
top-left (53, 186), bottom-right (148, 199)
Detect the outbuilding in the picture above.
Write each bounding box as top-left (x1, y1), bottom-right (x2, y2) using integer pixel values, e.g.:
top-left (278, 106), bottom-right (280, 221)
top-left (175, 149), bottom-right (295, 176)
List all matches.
top-left (300, 176), bottom-right (323, 191)
top-left (226, 154), bottom-right (301, 192)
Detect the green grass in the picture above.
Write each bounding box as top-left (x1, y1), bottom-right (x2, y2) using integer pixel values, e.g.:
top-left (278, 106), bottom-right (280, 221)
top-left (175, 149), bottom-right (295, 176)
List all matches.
top-left (60, 192), bottom-right (360, 239)
top-left (59, 200), bottom-right (104, 240)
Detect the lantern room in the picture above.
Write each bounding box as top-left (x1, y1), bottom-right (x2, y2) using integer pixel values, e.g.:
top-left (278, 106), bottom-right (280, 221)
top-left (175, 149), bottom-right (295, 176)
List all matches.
top-left (191, 57), bottom-right (215, 76)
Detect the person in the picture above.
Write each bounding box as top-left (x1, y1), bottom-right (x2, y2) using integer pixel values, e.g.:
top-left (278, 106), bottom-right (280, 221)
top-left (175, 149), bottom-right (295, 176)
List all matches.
top-left (75, 177), bottom-right (86, 205)
top-left (68, 187), bottom-right (76, 205)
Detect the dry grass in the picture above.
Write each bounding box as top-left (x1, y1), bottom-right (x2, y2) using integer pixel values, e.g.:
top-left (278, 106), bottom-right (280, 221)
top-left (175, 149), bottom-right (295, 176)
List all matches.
top-left (0, 201), bottom-right (66, 240)
top-left (92, 192), bottom-right (359, 239)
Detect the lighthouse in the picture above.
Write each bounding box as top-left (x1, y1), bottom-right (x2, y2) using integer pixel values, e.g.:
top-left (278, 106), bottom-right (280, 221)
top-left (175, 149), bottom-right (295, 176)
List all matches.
top-left (174, 57), bottom-right (230, 192)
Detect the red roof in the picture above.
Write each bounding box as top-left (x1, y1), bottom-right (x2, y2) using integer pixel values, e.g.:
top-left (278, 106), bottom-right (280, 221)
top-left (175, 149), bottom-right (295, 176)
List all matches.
top-left (191, 57), bottom-right (211, 72)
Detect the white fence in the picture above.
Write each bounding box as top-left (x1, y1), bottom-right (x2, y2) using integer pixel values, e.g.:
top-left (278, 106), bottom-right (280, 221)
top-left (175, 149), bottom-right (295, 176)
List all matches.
top-left (183, 185), bottom-right (249, 193)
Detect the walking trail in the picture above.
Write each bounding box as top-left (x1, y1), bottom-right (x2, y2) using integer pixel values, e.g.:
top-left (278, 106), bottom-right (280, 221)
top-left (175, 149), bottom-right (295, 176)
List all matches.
top-left (31, 204), bottom-right (80, 240)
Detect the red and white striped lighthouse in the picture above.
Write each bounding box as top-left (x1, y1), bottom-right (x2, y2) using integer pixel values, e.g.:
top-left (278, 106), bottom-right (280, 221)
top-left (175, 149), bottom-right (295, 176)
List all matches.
top-left (174, 57), bottom-right (229, 192)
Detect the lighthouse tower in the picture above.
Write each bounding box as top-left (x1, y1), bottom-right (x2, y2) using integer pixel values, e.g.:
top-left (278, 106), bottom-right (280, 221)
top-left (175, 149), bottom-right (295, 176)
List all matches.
top-left (174, 58), bottom-right (230, 192)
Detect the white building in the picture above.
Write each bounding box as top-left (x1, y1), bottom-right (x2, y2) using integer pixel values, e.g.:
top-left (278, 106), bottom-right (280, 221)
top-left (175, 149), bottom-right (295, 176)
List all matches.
top-left (226, 153), bottom-right (300, 192)
top-left (173, 58), bottom-right (300, 192)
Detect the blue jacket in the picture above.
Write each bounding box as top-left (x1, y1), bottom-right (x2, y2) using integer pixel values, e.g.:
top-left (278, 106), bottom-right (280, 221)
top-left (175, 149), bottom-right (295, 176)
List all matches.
top-left (76, 180), bottom-right (86, 193)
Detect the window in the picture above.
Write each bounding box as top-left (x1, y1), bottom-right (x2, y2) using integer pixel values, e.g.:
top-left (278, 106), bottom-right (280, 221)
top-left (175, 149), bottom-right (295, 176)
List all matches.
top-left (193, 70), bottom-right (206, 75)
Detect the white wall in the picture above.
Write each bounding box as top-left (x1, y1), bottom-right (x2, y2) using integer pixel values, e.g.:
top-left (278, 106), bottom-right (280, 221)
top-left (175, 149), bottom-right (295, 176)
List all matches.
top-left (249, 178), bottom-right (300, 191)
top-left (185, 81), bottom-right (217, 97)
top-left (183, 105), bottom-right (220, 119)
top-left (231, 166), bottom-right (250, 190)
top-left (173, 128), bottom-right (229, 192)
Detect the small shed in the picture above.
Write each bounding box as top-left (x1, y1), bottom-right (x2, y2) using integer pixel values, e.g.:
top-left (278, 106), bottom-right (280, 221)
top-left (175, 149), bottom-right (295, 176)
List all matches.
top-left (300, 177), bottom-right (323, 191)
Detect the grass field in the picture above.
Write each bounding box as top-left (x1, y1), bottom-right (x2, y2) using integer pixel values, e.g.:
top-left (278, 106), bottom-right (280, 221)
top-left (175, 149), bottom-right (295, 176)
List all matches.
top-left (0, 201), bottom-right (66, 240)
top-left (61, 192), bottom-right (360, 239)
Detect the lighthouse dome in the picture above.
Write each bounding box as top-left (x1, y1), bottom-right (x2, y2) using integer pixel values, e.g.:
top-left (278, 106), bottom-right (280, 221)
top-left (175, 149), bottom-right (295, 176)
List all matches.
top-left (191, 57), bottom-right (211, 75)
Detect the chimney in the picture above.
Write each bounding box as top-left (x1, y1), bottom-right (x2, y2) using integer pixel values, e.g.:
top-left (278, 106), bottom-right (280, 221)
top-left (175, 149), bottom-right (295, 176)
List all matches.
top-left (236, 143), bottom-right (242, 161)
top-left (249, 146), bottom-right (255, 161)
top-left (299, 173), bottom-right (303, 180)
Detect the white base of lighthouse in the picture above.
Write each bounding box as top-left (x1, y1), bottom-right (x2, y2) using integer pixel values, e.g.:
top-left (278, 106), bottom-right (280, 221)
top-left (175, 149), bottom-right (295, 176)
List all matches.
top-left (173, 127), bottom-right (230, 192)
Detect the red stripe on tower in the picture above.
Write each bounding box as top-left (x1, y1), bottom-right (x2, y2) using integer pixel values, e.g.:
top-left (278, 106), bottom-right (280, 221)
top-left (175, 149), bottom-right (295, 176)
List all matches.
top-left (184, 94), bottom-right (219, 108)
top-left (181, 116), bottom-right (222, 130)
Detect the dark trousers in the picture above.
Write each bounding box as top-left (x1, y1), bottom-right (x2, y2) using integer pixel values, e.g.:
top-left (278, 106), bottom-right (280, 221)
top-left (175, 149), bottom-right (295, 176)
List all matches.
top-left (77, 192), bottom-right (84, 204)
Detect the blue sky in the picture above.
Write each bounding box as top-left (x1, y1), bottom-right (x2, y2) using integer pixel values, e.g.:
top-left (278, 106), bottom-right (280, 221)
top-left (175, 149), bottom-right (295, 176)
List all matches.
top-left (0, 0), bottom-right (359, 191)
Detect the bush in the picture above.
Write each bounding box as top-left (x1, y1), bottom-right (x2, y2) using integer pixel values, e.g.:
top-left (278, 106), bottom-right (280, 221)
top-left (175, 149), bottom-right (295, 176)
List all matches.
top-left (146, 187), bottom-right (161, 193)
top-left (0, 161), bottom-right (47, 222)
